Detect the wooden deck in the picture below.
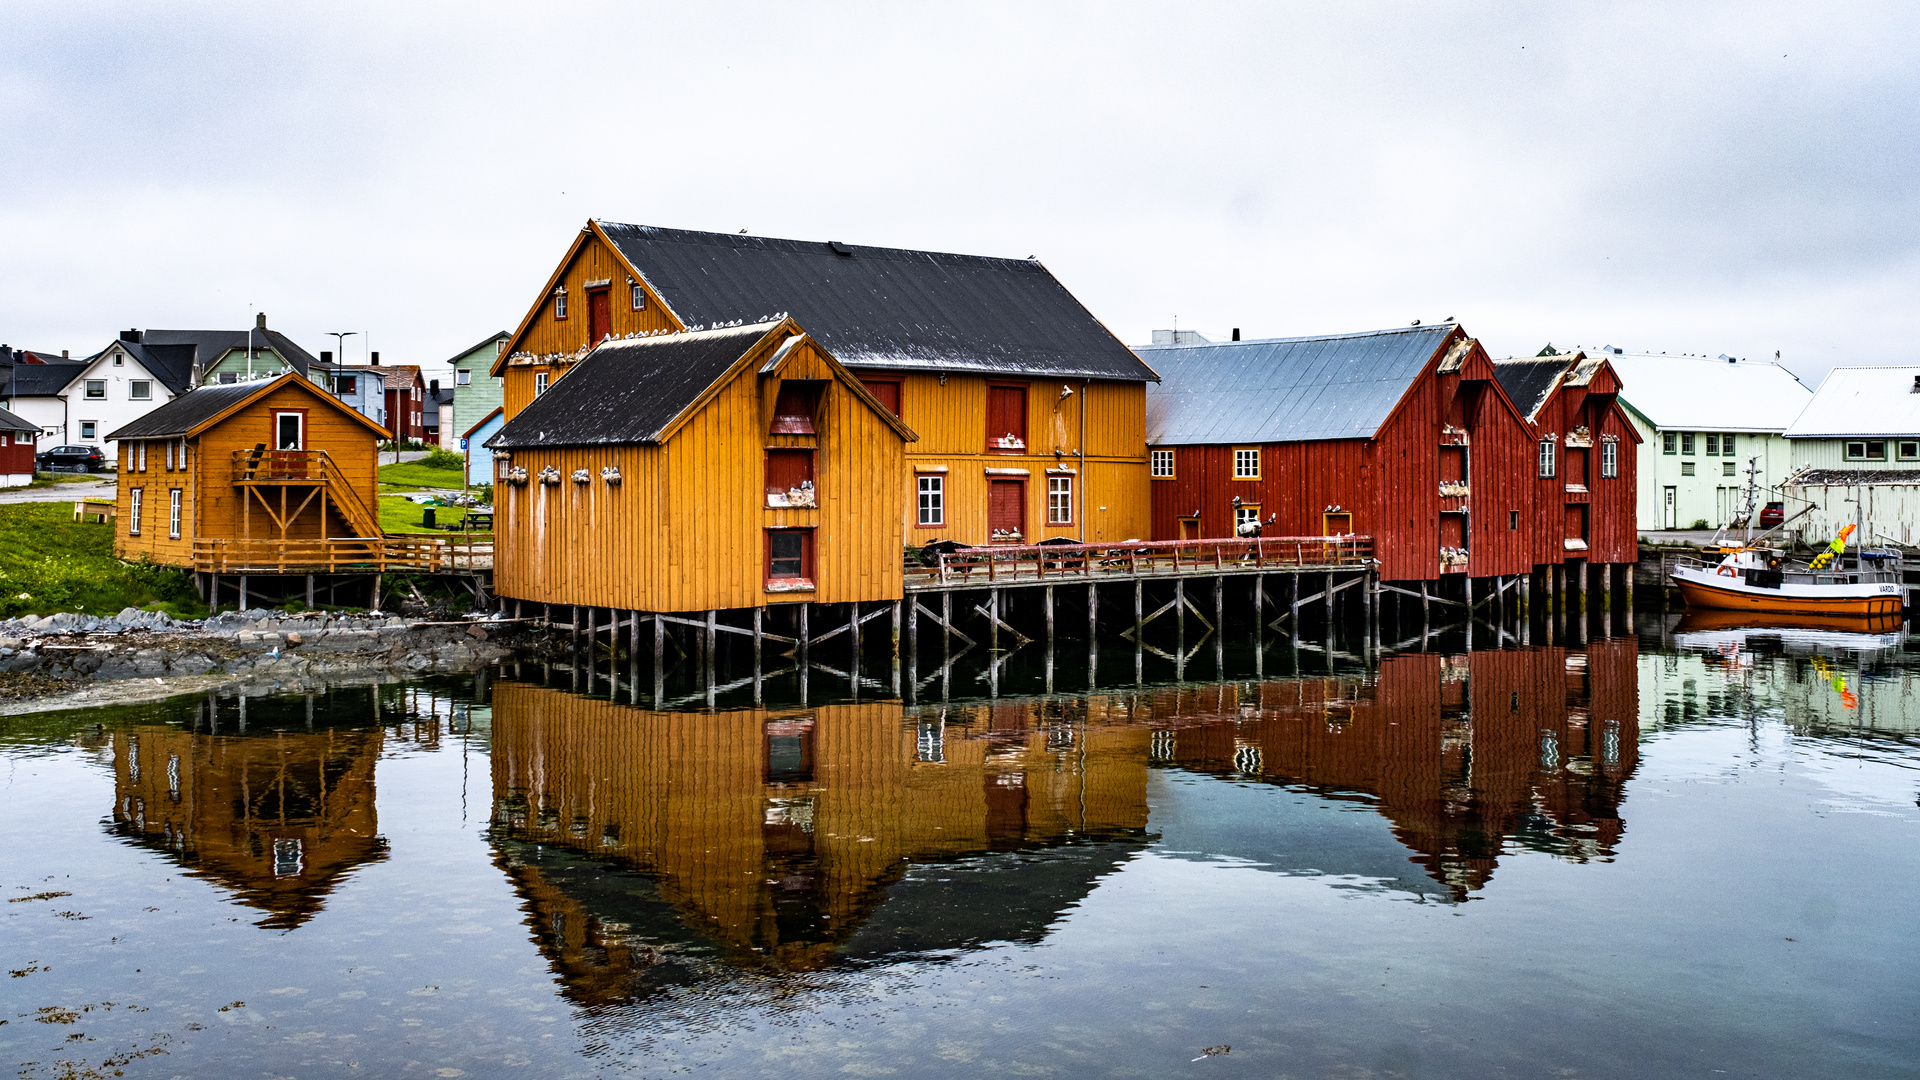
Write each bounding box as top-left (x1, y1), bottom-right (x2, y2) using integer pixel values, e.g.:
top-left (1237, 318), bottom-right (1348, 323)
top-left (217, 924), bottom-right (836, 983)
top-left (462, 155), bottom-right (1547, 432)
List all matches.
top-left (903, 535), bottom-right (1374, 592)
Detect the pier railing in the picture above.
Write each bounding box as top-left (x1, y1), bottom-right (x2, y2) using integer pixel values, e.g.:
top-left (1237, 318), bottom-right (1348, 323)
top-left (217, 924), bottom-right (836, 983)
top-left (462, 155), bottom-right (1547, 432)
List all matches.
top-left (905, 535), bottom-right (1374, 589)
top-left (192, 536), bottom-right (494, 574)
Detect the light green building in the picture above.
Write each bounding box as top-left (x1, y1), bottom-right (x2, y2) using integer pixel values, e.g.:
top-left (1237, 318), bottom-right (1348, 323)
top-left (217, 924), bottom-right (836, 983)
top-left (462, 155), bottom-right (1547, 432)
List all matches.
top-left (447, 331), bottom-right (507, 446)
top-left (1601, 349), bottom-right (1812, 531)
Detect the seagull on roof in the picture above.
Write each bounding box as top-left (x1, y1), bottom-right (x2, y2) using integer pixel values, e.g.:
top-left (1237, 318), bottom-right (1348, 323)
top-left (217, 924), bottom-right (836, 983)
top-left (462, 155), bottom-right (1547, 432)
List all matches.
top-left (1411, 319), bottom-right (1422, 326)
top-left (739, 228), bottom-right (748, 234)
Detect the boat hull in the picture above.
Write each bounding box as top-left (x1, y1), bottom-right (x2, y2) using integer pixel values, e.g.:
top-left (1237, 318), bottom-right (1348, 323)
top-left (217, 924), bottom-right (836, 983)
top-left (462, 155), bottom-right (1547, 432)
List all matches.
top-left (1672, 568), bottom-right (1903, 617)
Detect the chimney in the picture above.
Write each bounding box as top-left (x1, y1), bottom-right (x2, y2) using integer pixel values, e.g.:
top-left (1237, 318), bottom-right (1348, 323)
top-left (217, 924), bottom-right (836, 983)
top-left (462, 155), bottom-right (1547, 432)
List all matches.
top-left (255, 312), bottom-right (267, 330)
top-left (120, 329), bottom-right (142, 344)
top-left (320, 351), bottom-right (333, 364)
top-left (370, 351), bottom-right (380, 366)
top-left (429, 379), bottom-right (439, 394)
top-left (1910, 375), bottom-right (1919, 395)
top-left (60, 350), bottom-right (68, 358)
top-left (1231, 328), bottom-right (1241, 341)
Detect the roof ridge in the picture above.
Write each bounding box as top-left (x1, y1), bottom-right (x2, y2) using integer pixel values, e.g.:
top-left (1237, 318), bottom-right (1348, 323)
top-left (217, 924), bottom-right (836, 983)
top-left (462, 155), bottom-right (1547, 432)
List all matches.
top-left (1139, 325), bottom-right (1450, 349)
top-left (596, 220), bottom-right (1041, 271)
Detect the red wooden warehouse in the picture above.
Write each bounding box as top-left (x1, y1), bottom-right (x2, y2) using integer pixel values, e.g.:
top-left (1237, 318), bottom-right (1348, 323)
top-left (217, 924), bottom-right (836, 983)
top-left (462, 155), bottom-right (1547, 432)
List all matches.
top-left (1492, 350), bottom-right (1641, 599)
top-left (1139, 324), bottom-right (1540, 603)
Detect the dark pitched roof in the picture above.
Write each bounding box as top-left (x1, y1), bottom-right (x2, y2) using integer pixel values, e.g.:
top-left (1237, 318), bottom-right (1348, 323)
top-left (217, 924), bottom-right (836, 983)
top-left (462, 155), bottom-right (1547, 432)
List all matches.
top-left (105, 381), bottom-right (275, 440)
top-left (3, 360), bottom-right (86, 397)
top-left (0, 405), bottom-right (38, 433)
top-left (594, 222), bottom-right (1155, 382)
top-left (1491, 357), bottom-right (1572, 422)
top-left (445, 331), bottom-right (509, 366)
top-left (1140, 325), bottom-right (1458, 445)
top-left (431, 387), bottom-right (455, 407)
top-left (140, 328), bottom-right (319, 381)
top-left (490, 324), bottom-right (775, 449)
top-left (118, 340), bottom-right (198, 394)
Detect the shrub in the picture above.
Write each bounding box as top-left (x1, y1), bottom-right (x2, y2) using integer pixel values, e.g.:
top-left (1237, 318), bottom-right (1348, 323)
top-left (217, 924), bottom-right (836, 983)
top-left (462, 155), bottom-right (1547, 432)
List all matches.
top-left (1688, 518), bottom-right (1710, 530)
top-left (424, 446), bottom-right (464, 471)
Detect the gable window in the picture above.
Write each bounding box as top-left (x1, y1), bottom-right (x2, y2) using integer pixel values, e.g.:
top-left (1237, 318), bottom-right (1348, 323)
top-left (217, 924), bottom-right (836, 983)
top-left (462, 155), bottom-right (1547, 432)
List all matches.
top-left (534, 371), bottom-right (549, 396)
top-left (859, 378), bottom-right (902, 417)
top-left (1047, 475), bottom-right (1073, 524)
top-left (168, 489), bottom-right (181, 539)
top-left (112, 353), bottom-right (124, 367)
top-left (771, 380), bottom-right (825, 434)
top-left (130, 380), bottom-right (152, 401)
top-left (630, 282), bottom-right (647, 311)
top-left (766, 528), bottom-right (814, 586)
top-left (765, 449), bottom-right (815, 506)
top-left (553, 288), bottom-right (568, 320)
top-left (455, 370), bottom-right (472, 386)
top-left (1900, 441), bottom-right (1919, 461)
top-left (986, 385), bottom-right (1027, 451)
top-left (1151, 449), bottom-right (1174, 478)
top-left (1537, 437), bottom-right (1556, 478)
top-left (1233, 447), bottom-right (1261, 480)
top-left (1680, 432), bottom-right (1695, 455)
top-left (84, 380), bottom-right (106, 399)
top-left (1662, 432), bottom-right (1676, 455)
top-left (917, 474), bottom-right (945, 526)
top-left (1600, 439), bottom-right (1618, 478)
top-left (275, 411), bottom-right (305, 451)
top-left (129, 488), bottom-right (143, 536)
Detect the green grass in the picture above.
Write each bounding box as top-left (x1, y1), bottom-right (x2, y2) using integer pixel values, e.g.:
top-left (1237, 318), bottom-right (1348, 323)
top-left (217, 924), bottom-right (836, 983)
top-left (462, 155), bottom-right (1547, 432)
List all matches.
top-left (379, 494), bottom-right (469, 534)
top-left (27, 471), bottom-right (111, 490)
top-left (0, 503), bottom-right (205, 619)
top-left (377, 460), bottom-right (467, 491)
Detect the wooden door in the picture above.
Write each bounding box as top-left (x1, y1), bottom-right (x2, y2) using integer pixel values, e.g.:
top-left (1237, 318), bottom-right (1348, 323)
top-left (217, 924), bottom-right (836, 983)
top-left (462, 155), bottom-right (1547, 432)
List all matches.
top-left (1566, 503), bottom-right (1589, 542)
top-left (1566, 448), bottom-right (1589, 487)
top-left (1179, 517), bottom-right (1200, 540)
top-left (587, 287), bottom-right (611, 344)
top-left (1440, 512), bottom-right (1467, 549)
top-left (988, 479), bottom-right (1025, 539)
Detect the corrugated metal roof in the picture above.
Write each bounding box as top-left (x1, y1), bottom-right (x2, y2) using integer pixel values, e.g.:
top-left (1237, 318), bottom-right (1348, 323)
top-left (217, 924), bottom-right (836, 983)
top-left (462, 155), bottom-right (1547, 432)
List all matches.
top-left (106, 381), bottom-right (275, 440)
top-left (1786, 468), bottom-right (1920, 486)
top-left (1140, 325), bottom-right (1455, 445)
top-left (0, 404), bottom-right (38, 433)
top-left (597, 222), bottom-right (1156, 383)
top-left (2, 360), bottom-right (85, 397)
top-left (1491, 357), bottom-right (1573, 421)
top-left (1784, 366), bottom-right (1920, 438)
top-left (489, 324), bottom-right (775, 449)
top-left (1604, 352), bottom-right (1810, 432)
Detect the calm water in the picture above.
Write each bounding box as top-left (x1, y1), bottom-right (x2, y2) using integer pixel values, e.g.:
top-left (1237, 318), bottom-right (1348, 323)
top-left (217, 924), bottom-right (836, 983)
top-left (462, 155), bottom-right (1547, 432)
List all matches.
top-left (3, 624), bottom-right (1918, 1079)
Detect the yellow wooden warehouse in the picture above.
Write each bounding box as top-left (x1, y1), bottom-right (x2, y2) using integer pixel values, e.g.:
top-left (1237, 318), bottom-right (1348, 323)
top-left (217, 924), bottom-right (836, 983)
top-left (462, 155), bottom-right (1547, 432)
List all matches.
top-left (489, 220), bottom-right (1159, 549)
top-left (486, 318), bottom-right (914, 614)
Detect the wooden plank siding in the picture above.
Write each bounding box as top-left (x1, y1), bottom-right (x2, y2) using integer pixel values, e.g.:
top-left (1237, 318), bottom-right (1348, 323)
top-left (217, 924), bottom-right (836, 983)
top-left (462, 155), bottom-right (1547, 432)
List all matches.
top-left (1149, 336), bottom-right (1538, 581)
top-left (494, 226), bottom-right (1153, 555)
top-left (114, 376), bottom-right (386, 568)
top-left (1516, 368), bottom-right (1640, 568)
top-left (492, 336), bottom-right (906, 611)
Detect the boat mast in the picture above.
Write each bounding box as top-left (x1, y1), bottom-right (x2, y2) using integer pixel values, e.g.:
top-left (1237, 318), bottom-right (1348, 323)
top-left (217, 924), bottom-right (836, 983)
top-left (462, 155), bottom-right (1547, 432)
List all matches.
top-left (1743, 455), bottom-right (1761, 544)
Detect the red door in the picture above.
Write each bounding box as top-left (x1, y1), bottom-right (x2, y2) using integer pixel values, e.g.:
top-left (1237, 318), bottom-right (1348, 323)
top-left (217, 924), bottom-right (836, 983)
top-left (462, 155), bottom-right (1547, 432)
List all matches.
top-left (588, 287), bottom-right (611, 344)
top-left (988, 479), bottom-right (1025, 540)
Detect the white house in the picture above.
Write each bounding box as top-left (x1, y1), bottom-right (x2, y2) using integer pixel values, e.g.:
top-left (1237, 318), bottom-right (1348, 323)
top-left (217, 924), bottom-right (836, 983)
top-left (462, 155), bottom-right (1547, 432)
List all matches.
top-left (2, 359), bottom-right (88, 441)
top-left (58, 334), bottom-right (196, 454)
top-left (1601, 349), bottom-right (1812, 531)
top-left (1781, 366), bottom-right (1920, 546)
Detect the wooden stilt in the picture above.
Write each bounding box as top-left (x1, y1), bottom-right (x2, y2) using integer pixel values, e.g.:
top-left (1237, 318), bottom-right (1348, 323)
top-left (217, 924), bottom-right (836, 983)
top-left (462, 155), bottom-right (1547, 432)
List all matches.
top-left (989, 589), bottom-right (1000, 654)
top-left (239, 575), bottom-right (249, 611)
top-left (1045, 584), bottom-right (1055, 648)
top-left (890, 600), bottom-right (901, 695)
top-left (799, 602), bottom-right (810, 668)
top-left (305, 574), bottom-right (314, 609)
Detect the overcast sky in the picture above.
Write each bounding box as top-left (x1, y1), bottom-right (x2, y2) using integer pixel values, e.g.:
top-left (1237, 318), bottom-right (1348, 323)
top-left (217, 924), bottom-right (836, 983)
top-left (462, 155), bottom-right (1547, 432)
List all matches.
top-left (3, 2), bottom-right (1916, 385)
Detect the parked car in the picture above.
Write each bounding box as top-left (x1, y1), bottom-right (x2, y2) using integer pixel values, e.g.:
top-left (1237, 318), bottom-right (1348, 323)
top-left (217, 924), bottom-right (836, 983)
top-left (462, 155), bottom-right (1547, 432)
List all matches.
top-left (35, 444), bottom-right (107, 473)
top-left (1758, 501), bottom-right (1785, 528)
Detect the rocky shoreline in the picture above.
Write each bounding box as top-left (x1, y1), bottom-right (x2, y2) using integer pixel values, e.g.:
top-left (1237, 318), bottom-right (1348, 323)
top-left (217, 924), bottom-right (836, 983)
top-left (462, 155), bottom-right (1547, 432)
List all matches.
top-left (0, 607), bottom-right (531, 715)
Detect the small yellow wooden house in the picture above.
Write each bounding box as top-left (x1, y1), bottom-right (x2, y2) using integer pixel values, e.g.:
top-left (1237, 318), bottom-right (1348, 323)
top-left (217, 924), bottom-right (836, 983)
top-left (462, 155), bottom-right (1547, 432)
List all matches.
top-left (107, 372), bottom-right (390, 572)
top-left (489, 221), bottom-right (1158, 547)
top-left (487, 318), bottom-right (915, 612)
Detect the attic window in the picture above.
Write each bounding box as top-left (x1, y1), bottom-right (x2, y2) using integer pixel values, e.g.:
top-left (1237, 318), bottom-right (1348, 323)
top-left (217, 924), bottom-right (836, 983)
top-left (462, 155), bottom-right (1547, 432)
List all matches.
top-left (630, 282), bottom-right (646, 311)
top-left (113, 353), bottom-right (124, 367)
top-left (771, 381), bottom-right (825, 434)
top-left (553, 289), bottom-right (568, 320)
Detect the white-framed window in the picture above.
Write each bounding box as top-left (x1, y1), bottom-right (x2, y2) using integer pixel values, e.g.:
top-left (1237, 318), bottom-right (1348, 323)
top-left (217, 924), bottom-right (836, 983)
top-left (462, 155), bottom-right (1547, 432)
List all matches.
top-left (553, 289), bottom-right (568, 319)
top-left (1233, 447), bottom-right (1260, 480)
top-left (274, 411), bottom-right (304, 451)
top-left (1151, 449), bottom-right (1174, 478)
top-left (168, 489), bottom-right (181, 539)
top-left (129, 488), bottom-right (143, 536)
top-left (1537, 437), bottom-right (1556, 478)
top-left (112, 353), bottom-right (124, 367)
top-left (455, 370), bottom-right (472, 386)
top-left (917, 474), bottom-right (944, 526)
top-left (1600, 439), bottom-right (1618, 478)
top-left (79, 421), bottom-right (96, 439)
top-left (631, 282), bottom-right (647, 311)
top-left (535, 371), bottom-right (550, 396)
top-left (129, 380), bottom-right (151, 401)
top-left (84, 380), bottom-right (106, 399)
top-left (136, 442), bottom-right (147, 472)
top-left (177, 439), bottom-right (187, 469)
top-left (1047, 476), bottom-right (1072, 524)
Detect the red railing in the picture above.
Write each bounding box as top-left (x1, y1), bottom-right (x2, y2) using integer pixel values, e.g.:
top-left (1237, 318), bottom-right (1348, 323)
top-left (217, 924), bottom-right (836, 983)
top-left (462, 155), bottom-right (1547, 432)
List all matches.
top-left (905, 535), bottom-right (1374, 587)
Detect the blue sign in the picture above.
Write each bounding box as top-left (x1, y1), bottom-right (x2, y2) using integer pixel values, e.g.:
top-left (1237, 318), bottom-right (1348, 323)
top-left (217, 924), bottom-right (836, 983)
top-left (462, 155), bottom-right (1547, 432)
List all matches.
top-left (459, 438), bottom-right (468, 449)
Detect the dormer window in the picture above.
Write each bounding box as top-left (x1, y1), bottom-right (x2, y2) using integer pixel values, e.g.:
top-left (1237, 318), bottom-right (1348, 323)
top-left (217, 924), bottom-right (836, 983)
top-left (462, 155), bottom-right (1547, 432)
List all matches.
top-left (553, 288), bottom-right (568, 320)
top-left (630, 281), bottom-right (646, 311)
top-left (771, 381), bottom-right (825, 434)
top-left (113, 353), bottom-right (124, 366)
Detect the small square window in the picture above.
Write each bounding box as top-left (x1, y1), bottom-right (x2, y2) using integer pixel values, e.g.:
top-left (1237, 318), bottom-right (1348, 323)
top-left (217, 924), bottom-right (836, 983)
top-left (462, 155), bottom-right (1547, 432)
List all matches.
top-left (767, 529), bottom-right (812, 583)
top-left (917, 474), bottom-right (944, 526)
top-left (112, 353), bottom-right (124, 366)
top-left (79, 422), bottom-right (96, 439)
top-left (218, 372), bottom-right (238, 384)
top-left (1722, 461), bottom-right (1735, 476)
top-left (1899, 441), bottom-right (1919, 461)
top-left (1866, 440), bottom-right (1888, 461)
top-left (1151, 449), bottom-right (1174, 478)
top-left (84, 380), bottom-right (106, 399)
top-left (1662, 432), bottom-right (1676, 455)
top-left (455, 370), bottom-right (472, 386)
top-left (1233, 447), bottom-right (1260, 480)
top-left (1681, 461), bottom-right (1695, 476)
top-left (631, 282), bottom-right (647, 311)
top-left (129, 380), bottom-right (151, 401)
top-left (335, 375), bottom-right (357, 395)
top-left (1235, 504), bottom-right (1261, 533)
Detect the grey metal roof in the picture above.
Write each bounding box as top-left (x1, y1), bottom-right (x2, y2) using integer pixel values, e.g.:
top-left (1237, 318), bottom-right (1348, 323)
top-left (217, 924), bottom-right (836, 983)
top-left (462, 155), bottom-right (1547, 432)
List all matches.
top-left (140, 327), bottom-right (319, 381)
top-left (1785, 468), bottom-right (1920, 486)
top-left (105, 381), bottom-right (275, 440)
top-left (1492, 357), bottom-right (1574, 421)
top-left (2, 360), bottom-right (86, 397)
top-left (597, 222), bottom-right (1156, 382)
top-left (0, 404), bottom-right (38, 433)
top-left (489, 324), bottom-right (777, 449)
top-left (1141, 325), bottom-right (1456, 445)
